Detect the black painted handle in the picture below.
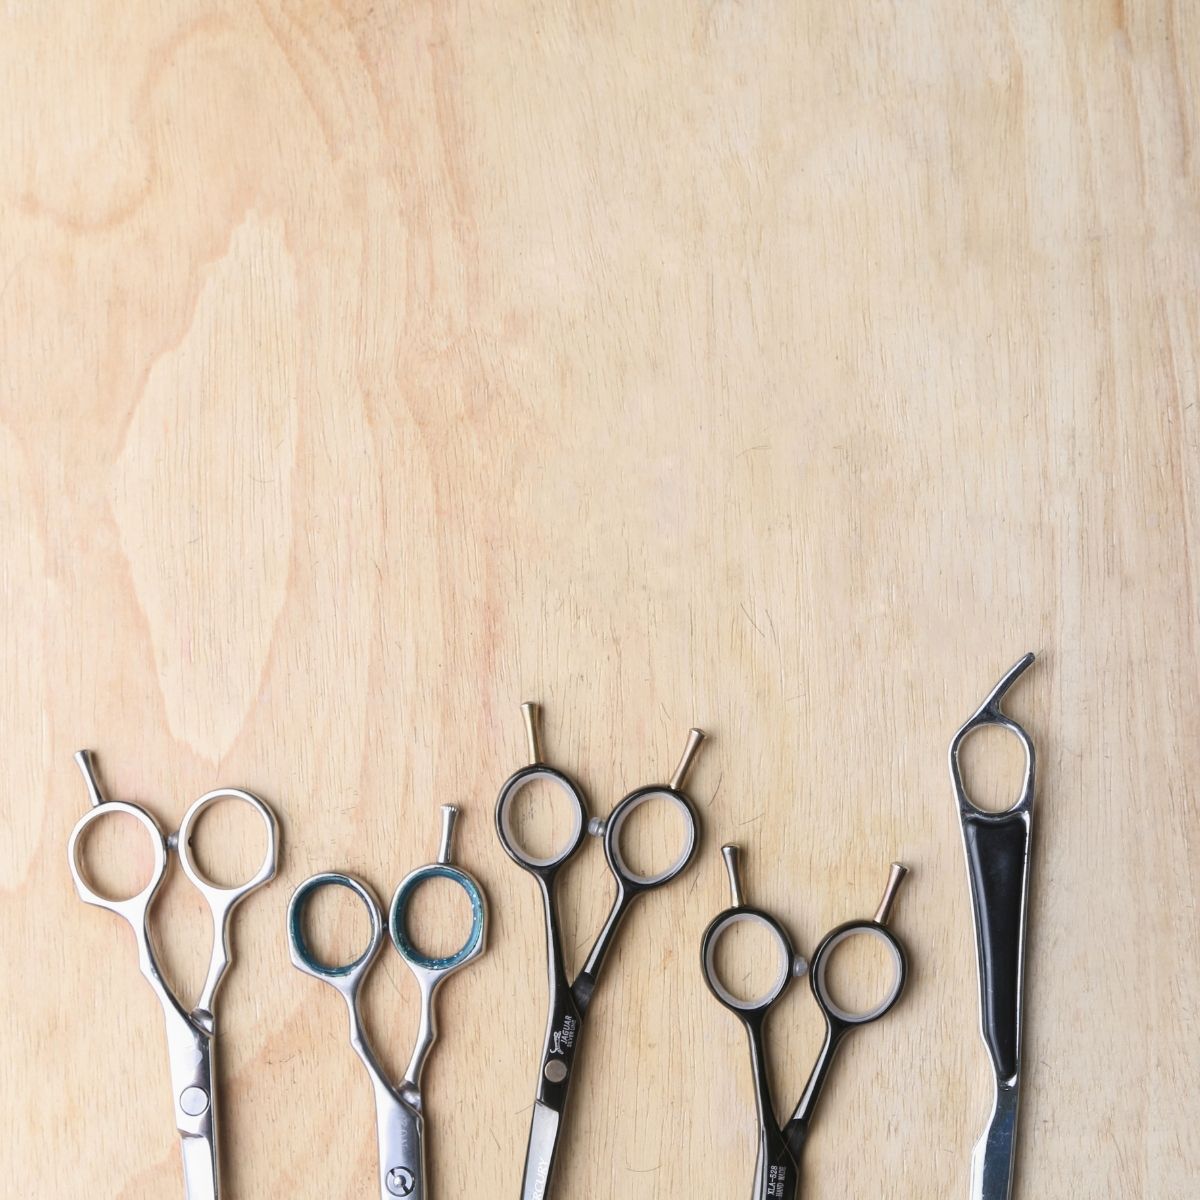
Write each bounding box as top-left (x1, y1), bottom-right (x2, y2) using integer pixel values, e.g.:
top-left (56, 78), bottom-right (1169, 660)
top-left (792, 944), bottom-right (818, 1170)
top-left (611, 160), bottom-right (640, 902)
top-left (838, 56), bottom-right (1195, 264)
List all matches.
top-left (962, 810), bottom-right (1030, 1083)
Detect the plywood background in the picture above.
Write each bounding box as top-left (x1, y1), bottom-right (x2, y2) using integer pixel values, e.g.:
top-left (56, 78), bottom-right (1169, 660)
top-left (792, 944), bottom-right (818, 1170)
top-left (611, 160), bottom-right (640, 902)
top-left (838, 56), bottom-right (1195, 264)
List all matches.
top-left (1, 3), bottom-right (1197, 1198)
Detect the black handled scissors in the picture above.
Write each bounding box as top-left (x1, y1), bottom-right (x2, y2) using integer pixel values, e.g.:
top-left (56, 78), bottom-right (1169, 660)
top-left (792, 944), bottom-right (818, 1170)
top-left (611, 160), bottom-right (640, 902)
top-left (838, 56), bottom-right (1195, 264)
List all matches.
top-left (700, 845), bottom-right (909, 1200)
top-left (495, 702), bottom-right (706, 1200)
top-left (949, 652), bottom-right (1037, 1200)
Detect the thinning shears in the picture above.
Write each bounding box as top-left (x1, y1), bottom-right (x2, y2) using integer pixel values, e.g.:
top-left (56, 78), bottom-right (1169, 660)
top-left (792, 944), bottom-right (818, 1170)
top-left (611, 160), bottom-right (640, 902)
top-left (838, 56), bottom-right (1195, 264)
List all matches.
top-left (495, 703), bottom-right (706, 1200)
top-left (287, 805), bottom-right (486, 1200)
top-left (949, 652), bottom-right (1037, 1200)
top-left (700, 844), bottom-right (909, 1200)
top-left (66, 749), bottom-right (280, 1200)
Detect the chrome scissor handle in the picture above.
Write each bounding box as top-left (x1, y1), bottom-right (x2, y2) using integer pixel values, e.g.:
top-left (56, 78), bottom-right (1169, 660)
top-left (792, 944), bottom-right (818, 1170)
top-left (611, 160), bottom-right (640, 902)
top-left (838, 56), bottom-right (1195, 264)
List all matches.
top-left (68, 750), bottom-right (279, 1200)
top-left (179, 787), bottom-right (279, 1014)
top-left (950, 654), bottom-right (1037, 1092)
top-left (390, 805), bottom-right (488, 1089)
top-left (287, 871), bottom-right (386, 997)
top-left (289, 809), bottom-right (486, 1200)
top-left (67, 750), bottom-right (279, 1017)
top-left (950, 651), bottom-right (1036, 819)
top-left (67, 778), bottom-right (169, 926)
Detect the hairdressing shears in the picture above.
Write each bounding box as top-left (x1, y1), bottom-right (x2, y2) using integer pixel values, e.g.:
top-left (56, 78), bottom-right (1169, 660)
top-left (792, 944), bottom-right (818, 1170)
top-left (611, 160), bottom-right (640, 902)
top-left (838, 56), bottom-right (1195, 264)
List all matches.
top-left (700, 844), bottom-right (909, 1200)
top-left (287, 805), bottom-right (486, 1200)
top-left (949, 652), bottom-right (1037, 1200)
top-left (66, 749), bottom-right (280, 1200)
top-left (495, 702), bottom-right (706, 1200)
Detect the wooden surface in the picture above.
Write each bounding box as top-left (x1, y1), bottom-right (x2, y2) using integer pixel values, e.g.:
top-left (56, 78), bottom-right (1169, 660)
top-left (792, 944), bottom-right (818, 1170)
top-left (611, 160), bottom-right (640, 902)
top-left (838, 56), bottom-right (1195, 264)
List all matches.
top-left (2, 3), bottom-right (1197, 1198)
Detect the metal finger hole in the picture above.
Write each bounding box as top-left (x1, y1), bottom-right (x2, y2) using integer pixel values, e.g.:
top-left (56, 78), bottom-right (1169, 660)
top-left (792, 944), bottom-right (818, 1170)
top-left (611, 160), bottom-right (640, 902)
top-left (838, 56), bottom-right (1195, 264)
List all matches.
top-left (71, 808), bottom-right (159, 903)
top-left (956, 723), bottom-right (1030, 814)
top-left (704, 913), bottom-right (791, 1011)
top-left (184, 794), bottom-right (270, 889)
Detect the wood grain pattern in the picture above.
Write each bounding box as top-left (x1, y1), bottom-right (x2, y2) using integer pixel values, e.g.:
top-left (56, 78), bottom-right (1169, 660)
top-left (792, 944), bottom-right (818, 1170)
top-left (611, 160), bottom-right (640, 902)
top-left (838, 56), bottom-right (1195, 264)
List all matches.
top-left (2, 2), bottom-right (1197, 1197)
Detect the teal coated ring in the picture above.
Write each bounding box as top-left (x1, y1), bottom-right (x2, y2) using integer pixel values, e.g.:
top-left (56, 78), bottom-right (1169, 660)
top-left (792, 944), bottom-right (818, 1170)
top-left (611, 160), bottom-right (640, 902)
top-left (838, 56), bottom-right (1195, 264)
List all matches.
top-left (289, 872), bottom-right (382, 979)
top-left (389, 865), bottom-right (485, 970)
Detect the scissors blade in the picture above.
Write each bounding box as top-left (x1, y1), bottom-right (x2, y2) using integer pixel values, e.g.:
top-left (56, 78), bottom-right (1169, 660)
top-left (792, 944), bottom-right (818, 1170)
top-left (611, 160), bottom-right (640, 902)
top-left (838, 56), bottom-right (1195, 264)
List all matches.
top-left (179, 1132), bottom-right (218, 1200)
top-left (969, 1082), bottom-right (1019, 1200)
top-left (519, 1101), bottom-right (562, 1200)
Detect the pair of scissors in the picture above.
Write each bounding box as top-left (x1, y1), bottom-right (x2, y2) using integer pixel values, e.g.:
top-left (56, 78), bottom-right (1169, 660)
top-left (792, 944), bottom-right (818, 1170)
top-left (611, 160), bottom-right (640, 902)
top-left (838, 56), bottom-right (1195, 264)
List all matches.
top-left (495, 703), bottom-right (706, 1200)
top-left (700, 844), bottom-right (909, 1200)
top-left (949, 652), bottom-right (1037, 1200)
top-left (287, 805), bottom-right (486, 1200)
top-left (66, 749), bottom-right (280, 1200)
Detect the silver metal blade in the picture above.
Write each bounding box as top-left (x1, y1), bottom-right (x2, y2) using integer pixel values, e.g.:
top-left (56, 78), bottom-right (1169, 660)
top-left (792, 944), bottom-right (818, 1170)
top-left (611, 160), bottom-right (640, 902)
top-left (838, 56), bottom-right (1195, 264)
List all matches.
top-left (179, 1132), bottom-right (218, 1200)
top-left (520, 1101), bottom-right (562, 1200)
top-left (969, 1082), bottom-right (1019, 1200)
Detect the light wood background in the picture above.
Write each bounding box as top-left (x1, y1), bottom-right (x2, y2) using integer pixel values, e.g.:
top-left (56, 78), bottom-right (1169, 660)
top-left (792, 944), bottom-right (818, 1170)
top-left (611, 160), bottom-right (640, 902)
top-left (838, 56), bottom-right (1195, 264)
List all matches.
top-left (2, 3), bottom-right (1197, 1198)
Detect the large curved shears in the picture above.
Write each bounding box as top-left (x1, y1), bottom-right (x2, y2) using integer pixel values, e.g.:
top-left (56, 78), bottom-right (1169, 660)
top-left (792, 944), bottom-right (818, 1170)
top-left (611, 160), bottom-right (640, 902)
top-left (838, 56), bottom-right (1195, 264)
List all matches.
top-left (495, 703), bottom-right (706, 1200)
top-left (66, 750), bottom-right (280, 1200)
top-left (287, 805), bottom-right (486, 1200)
top-left (949, 652), bottom-right (1037, 1200)
top-left (700, 845), bottom-right (909, 1200)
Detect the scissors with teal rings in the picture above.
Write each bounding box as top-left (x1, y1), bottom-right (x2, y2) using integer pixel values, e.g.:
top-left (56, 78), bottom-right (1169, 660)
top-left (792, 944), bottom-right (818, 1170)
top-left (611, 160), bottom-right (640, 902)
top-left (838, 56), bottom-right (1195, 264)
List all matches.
top-left (287, 805), bottom-right (486, 1200)
top-left (66, 749), bottom-right (280, 1200)
top-left (700, 845), bottom-right (910, 1200)
top-left (495, 702), bottom-right (707, 1200)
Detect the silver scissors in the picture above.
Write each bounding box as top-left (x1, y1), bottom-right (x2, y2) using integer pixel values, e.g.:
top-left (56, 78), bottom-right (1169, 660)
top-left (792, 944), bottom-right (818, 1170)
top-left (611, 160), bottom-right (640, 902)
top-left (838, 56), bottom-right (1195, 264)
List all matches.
top-left (66, 749), bottom-right (280, 1200)
top-left (949, 653), bottom-right (1037, 1200)
top-left (494, 702), bottom-right (706, 1200)
top-left (700, 845), bottom-right (909, 1200)
top-left (287, 805), bottom-right (486, 1200)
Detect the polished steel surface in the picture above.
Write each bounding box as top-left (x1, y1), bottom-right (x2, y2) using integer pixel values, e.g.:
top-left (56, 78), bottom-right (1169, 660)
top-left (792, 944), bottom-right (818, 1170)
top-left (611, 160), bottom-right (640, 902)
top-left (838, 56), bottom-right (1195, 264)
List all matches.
top-left (288, 805), bottom-right (487, 1200)
top-left (66, 750), bottom-right (279, 1200)
top-left (949, 653), bottom-right (1037, 1200)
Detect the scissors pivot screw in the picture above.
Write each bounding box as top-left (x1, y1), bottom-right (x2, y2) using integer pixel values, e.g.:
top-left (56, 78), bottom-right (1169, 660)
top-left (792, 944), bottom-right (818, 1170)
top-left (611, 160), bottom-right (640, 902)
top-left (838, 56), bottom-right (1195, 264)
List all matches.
top-left (385, 1166), bottom-right (415, 1196)
top-left (544, 1059), bottom-right (569, 1084)
top-left (179, 1086), bottom-right (209, 1117)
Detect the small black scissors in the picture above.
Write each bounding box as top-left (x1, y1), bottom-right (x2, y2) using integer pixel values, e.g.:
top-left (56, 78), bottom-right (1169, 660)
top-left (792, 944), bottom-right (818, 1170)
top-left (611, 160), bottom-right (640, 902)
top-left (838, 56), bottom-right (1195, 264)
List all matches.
top-left (495, 702), bottom-right (706, 1200)
top-left (700, 845), bottom-right (910, 1200)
